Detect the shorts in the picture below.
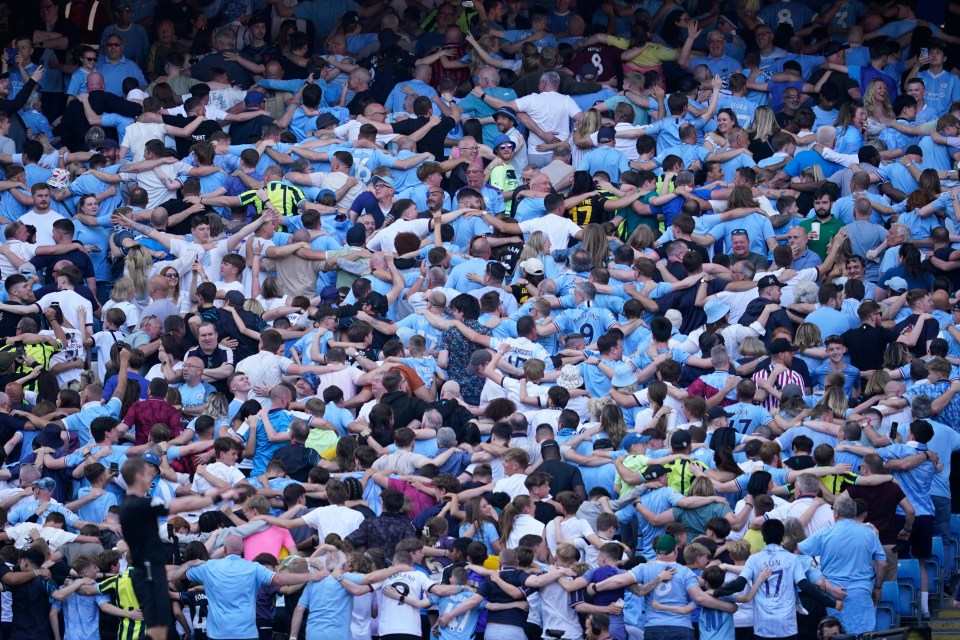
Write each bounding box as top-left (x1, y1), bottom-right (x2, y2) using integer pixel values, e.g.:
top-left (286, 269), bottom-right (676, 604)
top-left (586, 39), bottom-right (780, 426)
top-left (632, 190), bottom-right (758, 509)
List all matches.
top-left (897, 514), bottom-right (934, 558)
top-left (131, 561), bottom-right (171, 629)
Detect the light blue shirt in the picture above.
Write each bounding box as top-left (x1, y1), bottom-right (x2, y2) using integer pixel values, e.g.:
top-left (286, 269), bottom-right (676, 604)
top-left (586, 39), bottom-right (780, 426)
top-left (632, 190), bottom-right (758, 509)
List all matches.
top-left (62, 398), bottom-right (122, 448)
top-left (631, 561), bottom-right (698, 626)
top-left (186, 555), bottom-right (276, 640)
top-left (724, 402), bottom-right (774, 435)
top-left (578, 146), bottom-right (630, 182)
top-left (876, 442), bottom-right (935, 516)
top-left (798, 518), bottom-right (885, 591)
top-left (804, 307), bottom-right (857, 340)
top-left (635, 487), bottom-right (683, 558)
top-left (52, 592), bottom-right (109, 640)
top-left (95, 57), bottom-right (146, 96)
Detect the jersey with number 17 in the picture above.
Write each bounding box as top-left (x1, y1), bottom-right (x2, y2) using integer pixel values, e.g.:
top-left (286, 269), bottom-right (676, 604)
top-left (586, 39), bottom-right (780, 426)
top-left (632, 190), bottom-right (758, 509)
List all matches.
top-left (740, 544), bottom-right (807, 638)
top-left (552, 306), bottom-right (617, 345)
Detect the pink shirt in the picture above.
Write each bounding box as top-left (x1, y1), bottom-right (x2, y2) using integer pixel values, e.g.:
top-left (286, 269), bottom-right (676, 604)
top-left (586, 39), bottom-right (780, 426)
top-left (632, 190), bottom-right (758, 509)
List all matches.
top-left (243, 525), bottom-right (296, 560)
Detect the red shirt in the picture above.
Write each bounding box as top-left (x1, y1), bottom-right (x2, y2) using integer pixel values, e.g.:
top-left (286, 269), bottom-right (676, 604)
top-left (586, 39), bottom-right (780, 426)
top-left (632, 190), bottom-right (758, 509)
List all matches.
top-left (122, 398), bottom-right (183, 444)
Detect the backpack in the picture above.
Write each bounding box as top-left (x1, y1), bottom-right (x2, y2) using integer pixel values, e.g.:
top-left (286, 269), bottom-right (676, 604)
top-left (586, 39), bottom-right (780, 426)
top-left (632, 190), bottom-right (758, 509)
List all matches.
top-left (663, 458), bottom-right (706, 495)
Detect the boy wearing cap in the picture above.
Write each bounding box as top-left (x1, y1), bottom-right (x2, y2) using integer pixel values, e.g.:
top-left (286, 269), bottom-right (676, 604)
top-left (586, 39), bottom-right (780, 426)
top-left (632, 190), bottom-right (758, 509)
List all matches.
top-left (487, 135), bottom-right (520, 204)
top-left (578, 126), bottom-right (631, 182)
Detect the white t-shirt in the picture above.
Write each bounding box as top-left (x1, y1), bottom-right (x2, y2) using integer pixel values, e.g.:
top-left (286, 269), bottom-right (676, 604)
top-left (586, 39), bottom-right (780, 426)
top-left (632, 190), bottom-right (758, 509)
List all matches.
top-left (480, 377), bottom-right (548, 407)
top-left (120, 122), bottom-right (168, 162)
top-left (0, 241), bottom-right (37, 280)
top-left (121, 161), bottom-right (194, 209)
top-left (236, 351), bottom-right (295, 407)
top-left (37, 290), bottom-right (93, 333)
top-left (372, 450), bottom-right (429, 475)
top-left (5, 523), bottom-right (78, 550)
top-left (92, 329), bottom-right (124, 386)
top-left (518, 215), bottom-right (581, 253)
top-left (334, 120), bottom-right (399, 146)
top-left (493, 473), bottom-right (530, 499)
top-left (301, 504), bottom-right (364, 539)
top-left (765, 497), bottom-right (835, 537)
top-left (192, 461), bottom-right (246, 494)
top-left (469, 285), bottom-right (519, 315)
top-left (489, 336), bottom-right (551, 371)
top-left (19, 210), bottom-right (67, 246)
top-left (544, 516), bottom-right (596, 556)
top-left (756, 267), bottom-right (818, 307)
top-left (379, 571), bottom-right (436, 636)
top-left (102, 299), bottom-right (140, 333)
top-left (504, 513), bottom-right (545, 549)
top-left (514, 92), bottom-right (581, 151)
top-left (308, 171), bottom-right (364, 208)
top-left (366, 218), bottom-right (431, 253)
top-left (316, 365), bottom-right (363, 402)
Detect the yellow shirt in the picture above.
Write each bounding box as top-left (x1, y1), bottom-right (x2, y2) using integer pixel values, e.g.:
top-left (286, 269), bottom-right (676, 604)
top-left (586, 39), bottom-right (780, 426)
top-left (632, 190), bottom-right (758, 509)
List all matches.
top-left (609, 37), bottom-right (678, 67)
top-left (744, 528), bottom-right (766, 553)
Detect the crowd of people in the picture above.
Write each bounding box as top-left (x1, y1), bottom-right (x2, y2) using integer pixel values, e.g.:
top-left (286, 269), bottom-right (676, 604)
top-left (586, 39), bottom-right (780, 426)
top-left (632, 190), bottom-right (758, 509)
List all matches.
top-left (2, 0), bottom-right (960, 639)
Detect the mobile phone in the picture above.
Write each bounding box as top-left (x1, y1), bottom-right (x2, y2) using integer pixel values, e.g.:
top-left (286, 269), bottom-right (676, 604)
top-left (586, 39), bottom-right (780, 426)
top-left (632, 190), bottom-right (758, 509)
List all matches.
top-left (921, 47), bottom-right (929, 59)
top-left (109, 461), bottom-right (119, 473)
top-left (889, 422), bottom-right (899, 441)
top-left (463, 0), bottom-right (474, 7)
top-left (5, 49), bottom-right (16, 66)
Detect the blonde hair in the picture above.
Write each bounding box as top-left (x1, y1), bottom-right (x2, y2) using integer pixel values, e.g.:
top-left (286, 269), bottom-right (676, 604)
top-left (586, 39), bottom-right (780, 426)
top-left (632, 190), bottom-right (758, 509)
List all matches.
top-left (581, 224), bottom-right (609, 269)
top-left (627, 224), bottom-right (656, 252)
top-left (794, 323), bottom-right (822, 350)
top-left (125, 246), bottom-right (152, 297)
top-left (243, 298), bottom-right (265, 315)
top-left (864, 369), bottom-right (890, 397)
top-left (738, 337), bottom-right (766, 358)
top-left (34, 133), bottom-right (55, 155)
top-left (576, 108), bottom-right (603, 137)
top-left (863, 79), bottom-right (893, 119)
top-left (111, 277), bottom-right (134, 303)
top-left (517, 231), bottom-right (550, 264)
top-left (747, 106), bottom-right (779, 141)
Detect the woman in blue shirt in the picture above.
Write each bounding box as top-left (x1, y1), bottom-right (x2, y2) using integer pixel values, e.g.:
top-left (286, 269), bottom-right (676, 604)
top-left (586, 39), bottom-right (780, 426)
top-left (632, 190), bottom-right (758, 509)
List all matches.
top-left (834, 102), bottom-right (867, 154)
top-left (878, 243), bottom-right (935, 293)
top-left (454, 496), bottom-right (502, 555)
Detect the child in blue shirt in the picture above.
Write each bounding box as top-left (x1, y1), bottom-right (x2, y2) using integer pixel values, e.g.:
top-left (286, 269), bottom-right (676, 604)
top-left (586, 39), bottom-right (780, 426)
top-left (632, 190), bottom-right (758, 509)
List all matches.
top-left (51, 555), bottom-right (110, 640)
top-left (399, 335), bottom-right (440, 389)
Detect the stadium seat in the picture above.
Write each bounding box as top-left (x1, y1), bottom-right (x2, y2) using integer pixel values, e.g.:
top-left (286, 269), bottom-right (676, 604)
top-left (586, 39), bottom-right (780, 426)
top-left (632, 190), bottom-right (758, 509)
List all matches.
top-left (875, 605), bottom-right (896, 632)
top-left (879, 581), bottom-right (900, 628)
top-left (925, 536), bottom-right (946, 606)
top-left (950, 514), bottom-right (960, 572)
top-left (897, 559), bottom-right (921, 620)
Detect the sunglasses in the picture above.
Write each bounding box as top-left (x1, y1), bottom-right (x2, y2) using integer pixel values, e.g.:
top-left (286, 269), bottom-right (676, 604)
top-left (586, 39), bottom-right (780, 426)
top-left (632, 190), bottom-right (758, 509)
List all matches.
top-left (83, 57), bottom-right (97, 62)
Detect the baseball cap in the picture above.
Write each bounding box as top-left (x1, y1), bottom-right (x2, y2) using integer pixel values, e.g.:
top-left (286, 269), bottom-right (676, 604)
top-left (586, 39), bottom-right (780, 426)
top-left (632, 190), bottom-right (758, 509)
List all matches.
top-left (671, 430), bottom-right (692, 450)
top-left (316, 188), bottom-right (336, 201)
top-left (654, 534), bottom-right (678, 554)
top-left (318, 285), bottom-right (341, 304)
top-left (578, 62), bottom-right (599, 78)
top-left (370, 175), bottom-right (395, 187)
top-left (0, 350), bottom-right (17, 372)
top-left (541, 439), bottom-right (560, 451)
top-left (780, 383), bottom-right (803, 400)
top-left (905, 145), bottom-right (923, 157)
top-left (224, 290), bottom-right (246, 307)
top-left (885, 276), bottom-right (909, 293)
top-left (757, 274), bottom-right (783, 289)
top-left (315, 112), bottom-right (340, 130)
top-left (642, 464), bottom-right (668, 481)
top-left (341, 11), bottom-right (362, 29)
top-left (593, 438), bottom-right (615, 450)
top-left (706, 406), bottom-right (732, 422)
top-left (769, 338), bottom-right (798, 355)
top-left (622, 433), bottom-right (652, 450)
top-left (518, 258), bottom-right (544, 276)
top-left (98, 139), bottom-right (119, 150)
top-left (244, 91), bottom-right (266, 107)
top-left (142, 452), bottom-right (161, 467)
top-left (597, 126), bottom-right (616, 143)
top-left (718, 12), bottom-right (738, 28)
top-left (31, 477), bottom-right (56, 492)
top-left (822, 42), bottom-right (849, 57)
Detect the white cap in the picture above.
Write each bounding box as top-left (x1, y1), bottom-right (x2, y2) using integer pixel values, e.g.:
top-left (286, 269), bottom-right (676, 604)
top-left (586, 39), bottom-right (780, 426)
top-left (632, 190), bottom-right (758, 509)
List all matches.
top-left (518, 258), bottom-right (544, 276)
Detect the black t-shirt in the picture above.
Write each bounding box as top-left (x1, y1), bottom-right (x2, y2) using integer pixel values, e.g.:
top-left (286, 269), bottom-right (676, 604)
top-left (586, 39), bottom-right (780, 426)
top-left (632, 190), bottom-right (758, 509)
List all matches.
top-left (6, 569), bottom-right (55, 640)
top-left (533, 500), bottom-right (559, 525)
top-left (934, 247), bottom-right (960, 291)
top-left (537, 459), bottom-right (584, 496)
top-left (360, 51), bottom-right (417, 103)
top-left (842, 324), bottom-right (897, 371)
top-left (739, 296), bottom-right (792, 346)
top-left (161, 115), bottom-right (224, 157)
top-left (478, 568), bottom-right (535, 626)
top-left (162, 198), bottom-right (204, 236)
top-left (178, 591), bottom-right (209, 640)
top-left (894, 313), bottom-right (939, 358)
top-left (31, 248), bottom-right (95, 284)
top-left (216, 308), bottom-right (267, 361)
top-left (657, 278), bottom-right (726, 335)
top-left (119, 494), bottom-right (169, 566)
top-left (391, 115), bottom-right (457, 160)
top-left (0, 302), bottom-right (39, 340)
top-left (847, 482), bottom-right (907, 546)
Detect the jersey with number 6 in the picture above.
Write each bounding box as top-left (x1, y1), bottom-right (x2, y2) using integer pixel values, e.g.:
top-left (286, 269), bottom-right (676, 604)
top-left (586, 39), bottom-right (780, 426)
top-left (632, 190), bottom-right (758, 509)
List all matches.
top-left (551, 305), bottom-right (617, 346)
top-left (739, 544), bottom-right (807, 638)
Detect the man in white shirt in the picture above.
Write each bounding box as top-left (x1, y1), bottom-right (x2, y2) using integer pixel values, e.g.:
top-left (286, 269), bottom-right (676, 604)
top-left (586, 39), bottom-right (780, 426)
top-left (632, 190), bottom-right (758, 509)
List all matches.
top-left (492, 448), bottom-right (530, 498)
top-left (754, 472), bottom-right (834, 536)
top-left (0, 221), bottom-right (84, 280)
top-left (474, 192), bottom-right (585, 252)
top-left (119, 96), bottom-right (208, 162)
top-left (256, 478), bottom-right (365, 539)
top-left (0, 264), bottom-right (94, 341)
top-left (335, 102), bottom-right (400, 145)
top-left (479, 70), bottom-right (582, 167)
top-left (366, 203), bottom-right (470, 254)
top-left (18, 184), bottom-right (66, 246)
top-left (283, 150), bottom-right (365, 208)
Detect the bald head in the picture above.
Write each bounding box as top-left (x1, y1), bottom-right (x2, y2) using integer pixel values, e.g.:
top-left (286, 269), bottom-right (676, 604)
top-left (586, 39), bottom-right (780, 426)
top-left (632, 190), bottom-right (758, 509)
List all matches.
top-left (223, 535), bottom-right (244, 556)
top-left (414, 64), bottom-right (432, 82)
top-left (86, 73), bottom-right (105, 91)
